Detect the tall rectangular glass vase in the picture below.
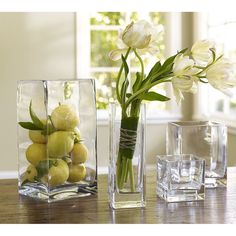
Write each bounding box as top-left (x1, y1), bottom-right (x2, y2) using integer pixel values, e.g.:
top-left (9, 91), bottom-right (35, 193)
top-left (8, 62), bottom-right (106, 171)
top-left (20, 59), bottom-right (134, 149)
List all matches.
top-left (108, 103), bottom-right (146, 209)
top-left (17, 79), bottom-right (97, 202)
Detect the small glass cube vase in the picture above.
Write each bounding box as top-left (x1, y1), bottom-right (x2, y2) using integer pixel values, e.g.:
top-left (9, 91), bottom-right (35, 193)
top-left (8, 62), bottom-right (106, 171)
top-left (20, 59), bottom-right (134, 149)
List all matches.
top-left (17, 79), bottom-right (97, 202)
top-left (167, 121), bottom-right (227, 188)
top-left (157, 154), bottom-right (205, 203)
top-left (108, 102), bottom-right (146, 209)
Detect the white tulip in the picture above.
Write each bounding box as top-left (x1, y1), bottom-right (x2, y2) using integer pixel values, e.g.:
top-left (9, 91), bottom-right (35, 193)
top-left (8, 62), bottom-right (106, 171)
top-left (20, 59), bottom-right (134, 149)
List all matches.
top-left (122, 21), bottom-right (151, 49)
top-left (191, 40), bottom-right (215, 66)
top-left (172, 76), bottom-right (198, 103)
top-left (109, 20), bottom-right (163, 61)
top-left (172, 54), bottom-right (199, 103)
top-left (173, 54), bottom-right (199, 77)
top-left (206, 57), bottom-right (236, 95)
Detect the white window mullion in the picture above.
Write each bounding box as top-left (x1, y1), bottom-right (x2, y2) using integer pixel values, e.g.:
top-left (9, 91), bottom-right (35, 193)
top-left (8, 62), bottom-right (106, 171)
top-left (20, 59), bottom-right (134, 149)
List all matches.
top-left (224, 98), bottom-right (230, 115)
top-left (192, 12), bottom-right (209, 120)
top-left (90, 25), bottom-right (121, 31)
top-left (164, 12), bottom-right (182, 114)
top-left (90, 67), bottom-right (120, 73)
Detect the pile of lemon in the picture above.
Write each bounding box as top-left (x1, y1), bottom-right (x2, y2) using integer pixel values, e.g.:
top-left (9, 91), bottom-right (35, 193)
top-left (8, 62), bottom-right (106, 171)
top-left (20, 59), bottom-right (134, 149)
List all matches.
top-left (22, 104), bottom-right (88, 187)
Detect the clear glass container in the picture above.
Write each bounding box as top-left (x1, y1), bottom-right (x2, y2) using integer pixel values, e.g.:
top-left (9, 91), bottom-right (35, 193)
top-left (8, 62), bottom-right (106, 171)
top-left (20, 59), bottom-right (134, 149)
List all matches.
top-left (157, 154), bottom-right (205, 202)
top-left (167, 121), bottom-right (227, 188)
top-left (108, 103), bottom-right (146, 209)
top-left (17, 79), bottom-right (97, 202)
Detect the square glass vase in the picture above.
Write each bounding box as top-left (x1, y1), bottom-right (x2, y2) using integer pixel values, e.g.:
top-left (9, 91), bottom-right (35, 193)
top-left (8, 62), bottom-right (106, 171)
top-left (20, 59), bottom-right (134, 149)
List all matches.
top-left (167, 121), bottom-right (227, 188)
top-left (157, 154), bottom-right (205, 203)
top-left (17, 79), bottom-right (97, 202)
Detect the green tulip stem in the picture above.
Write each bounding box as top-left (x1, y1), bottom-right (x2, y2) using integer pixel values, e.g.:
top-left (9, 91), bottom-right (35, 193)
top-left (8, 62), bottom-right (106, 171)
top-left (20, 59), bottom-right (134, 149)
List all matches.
top-left (116, 47), bottom-right (131, 104)
top-left (116, 115), bottom-right (139, 191)
top-left (128, 159), bottom-right (135, 192)
top-left (133, 48), bottom-right (144, 82)
top-left (119, 157), bottom-right (128, 188)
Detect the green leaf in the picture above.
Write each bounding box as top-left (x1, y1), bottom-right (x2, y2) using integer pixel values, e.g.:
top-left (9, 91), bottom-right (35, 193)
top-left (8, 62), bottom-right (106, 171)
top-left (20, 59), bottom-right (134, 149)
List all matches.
top-left (160, 48), bottom-right (188, 75)
top-left (146, 61), bottom-right (161, 80)
top-left (41, 119), bottom-right (57, 135)
top-left (18, 122), bottom-right (42, 130)
top-left (139, 91), bottom-right (170, 101)
top-left (161, 55), bottom-right (176, 71)
top-left (121, 54), bottom-right (129, 78)
top-left (178, 48), bottom-right (188, 54)
top-left (29, 101), bottom-right (44, 129)
top-left (121, 79), bottom-right (129, 104)
top-left (36, 160), bottom-right (56, 179)
top-left (144, 55), bottom-right (176, 84)
top-left (132, 72), bottom-right (142, 93)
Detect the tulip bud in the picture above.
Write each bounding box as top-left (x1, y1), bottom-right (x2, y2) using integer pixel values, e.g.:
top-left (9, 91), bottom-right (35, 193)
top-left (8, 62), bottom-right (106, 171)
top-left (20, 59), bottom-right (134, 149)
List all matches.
top-left (172, 54), bottom-right (199, 103)
top-left (206, 57), bottom-right (236, 95)
top-left (191, 40), bottom-right (216, 66)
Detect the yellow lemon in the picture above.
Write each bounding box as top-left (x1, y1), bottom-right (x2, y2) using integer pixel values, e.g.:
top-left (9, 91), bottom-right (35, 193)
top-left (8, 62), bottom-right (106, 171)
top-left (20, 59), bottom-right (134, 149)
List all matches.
top-left (42, 159), bottom-right (69, 187)
top-left (22, 164), bottom-right (38, 182)
top-left (29, 130), bottom-right (47, 144)
top-left (51, 104), bottom-right (79, 131)
top-left (47, 131), bottom-right (74, 158)
top-left (71, 143), bottom-right (88, 164)
top-left (26, 143), bottom-right (47, 166)
top-left (68, 163), bottom-right (86, 183)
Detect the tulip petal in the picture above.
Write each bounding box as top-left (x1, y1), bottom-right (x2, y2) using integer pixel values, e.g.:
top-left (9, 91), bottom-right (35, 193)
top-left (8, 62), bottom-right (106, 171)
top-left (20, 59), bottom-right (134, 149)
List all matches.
top-left (173, 54), bottom-right (196, 76)
top-left (117, 38), bottom-right (126, 49)
top-left (172, 85), bottom-right (184, 104)
top-left (206, 57), bottom-right (236, 93)
top-left (172, 76), bottom-right (195, 92)
top-left (108, 49), bottom-right (127, 61)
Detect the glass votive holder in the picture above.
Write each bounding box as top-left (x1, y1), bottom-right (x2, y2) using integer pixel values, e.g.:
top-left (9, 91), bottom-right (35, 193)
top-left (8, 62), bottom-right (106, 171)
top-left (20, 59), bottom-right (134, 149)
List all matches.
top-left (167, 121), bottom-right (227, 188)
top-left (157, 154), bottom-right (205, 203)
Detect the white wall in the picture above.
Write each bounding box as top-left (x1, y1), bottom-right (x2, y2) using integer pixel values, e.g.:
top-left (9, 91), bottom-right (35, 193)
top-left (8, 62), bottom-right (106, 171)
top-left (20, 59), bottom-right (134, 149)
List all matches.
top-left (0, 13), bottom-right (76, 171)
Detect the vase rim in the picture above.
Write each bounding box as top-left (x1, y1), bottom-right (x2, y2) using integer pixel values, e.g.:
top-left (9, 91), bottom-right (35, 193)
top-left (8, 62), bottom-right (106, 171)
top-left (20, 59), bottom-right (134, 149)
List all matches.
top-left (17, 78), bottom-right (95, 83)
top-left (157, 154), bottom-right (205, 163)
top-left (169, 120), bottom-right (226, 128)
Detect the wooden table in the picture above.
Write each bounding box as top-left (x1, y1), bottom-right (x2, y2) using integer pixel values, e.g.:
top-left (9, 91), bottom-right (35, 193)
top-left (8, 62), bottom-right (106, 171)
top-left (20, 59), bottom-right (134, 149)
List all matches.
top-left (0, 168), bottom-right (236, 224)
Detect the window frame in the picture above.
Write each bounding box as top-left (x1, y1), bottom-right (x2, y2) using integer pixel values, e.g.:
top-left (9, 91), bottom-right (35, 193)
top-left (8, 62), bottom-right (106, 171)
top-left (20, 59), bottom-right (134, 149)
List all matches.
top-left (75, 12), bottom-right (183, 123)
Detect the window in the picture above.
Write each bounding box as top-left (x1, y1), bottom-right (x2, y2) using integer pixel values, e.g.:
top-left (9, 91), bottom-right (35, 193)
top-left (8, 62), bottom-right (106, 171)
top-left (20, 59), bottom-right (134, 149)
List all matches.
top-left (193, 12), bottom-right (236, 125)
top-left (76, 12), bottom-right (182, 119)
top-left (206, 12), bottom-right (236, 120)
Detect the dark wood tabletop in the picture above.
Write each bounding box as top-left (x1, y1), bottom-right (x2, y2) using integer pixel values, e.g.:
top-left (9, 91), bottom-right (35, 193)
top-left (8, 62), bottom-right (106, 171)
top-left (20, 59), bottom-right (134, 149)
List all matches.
top-left (0, 167), bottom-right (236, 224)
